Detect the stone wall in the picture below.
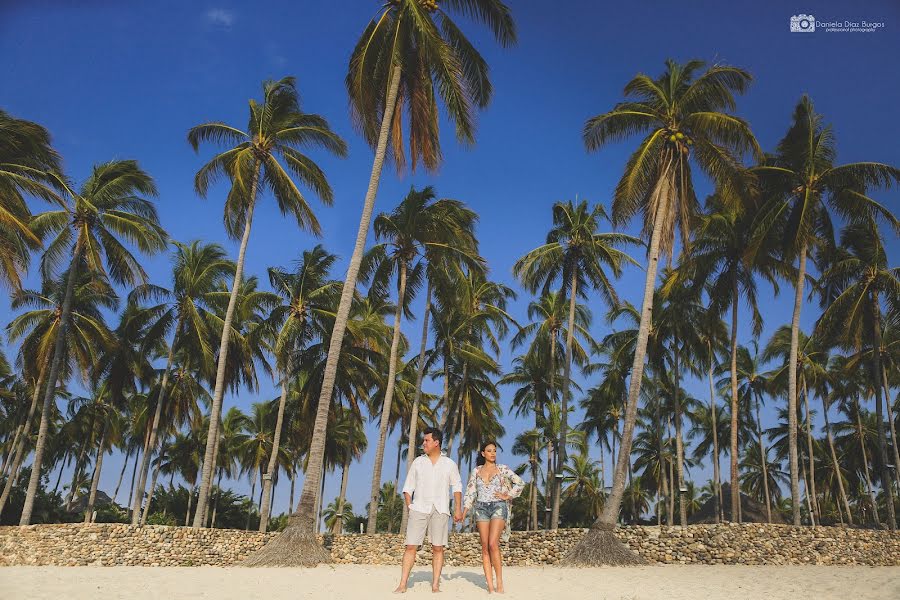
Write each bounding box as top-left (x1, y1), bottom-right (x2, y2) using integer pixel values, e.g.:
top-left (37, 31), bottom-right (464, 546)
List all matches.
top-left (1, 523), bottom-right (898, 567)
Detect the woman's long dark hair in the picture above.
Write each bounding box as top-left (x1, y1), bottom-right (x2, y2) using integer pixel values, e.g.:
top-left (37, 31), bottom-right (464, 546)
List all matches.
top-left (475, 440), bottom-right (498, 467)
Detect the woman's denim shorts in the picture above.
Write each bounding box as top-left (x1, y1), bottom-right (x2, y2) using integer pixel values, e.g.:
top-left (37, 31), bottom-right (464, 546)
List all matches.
top-left (473, 500), bottom-right (509, 522)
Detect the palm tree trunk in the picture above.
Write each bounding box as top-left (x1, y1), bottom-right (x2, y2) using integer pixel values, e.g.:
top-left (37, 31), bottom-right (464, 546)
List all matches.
top-left (84, 423), bottom-right (107, 523)
top-left (800, 449), bottom-right (814, 525)
top-left (822, 393), bottom-right (852, 524)
top-left (708, 360), bottom-right (722, 523)
top-left (674, 347), bottom-right (687, 527)
top-left (801, 376), bottom-right (819, 527)
top-left (111, 448), bottom-right (130, 506)
top-left (19, 236), bottom-right (85, 525)
top-left (667, 424), bottom-right (675, 526)
top-left (128, 428), bottom-right (150, 519)
top-left (193, 165), bottom-right (261, 528)
top-left (185, 483), bottom-right (195, 526)
top-left (854, 396), bottom-right (880, 526)
top-left (598, 167), bottom-right (671, 527)
top-left (400, 278), bottom-right (432, 533)
top-left (204, 418), bottom-right (224, 527)
top-left (881, 368), bottom-right (900, 492)
top-left (754, 392), bottom-right (772, 523)
top-left (210, 470), bottom-right (223, 528)
top-left (728, 284), bottom-right (742, 522)
top-left (545, 336), bottom-right (557, 529)
top-left (288, 467), bottom-right (295, 514)
top-left (333, 447), bottom-right (351, 535)
top-left (279, 64), bottom-right (402, 551)
top-left (246, 468), bottom-right (258, 531)
top-left (870, 294), bottom-right (897, 530)
top-left (530, 451), bottom-right (538, 530)
top-left (553, 270), bottom-right (579, 530)
top-left (259, 374), bottom-right (290, 532)
top-left (2, 368), bottom-right (46, 482)
top-left (315, 462), bottom-right (326, 535)
top-left (446, 365), bottom-right (469, 457)
top-left (367, 259), bottom-right (408, 533)
top-left (394, 436), bottom-right (402, 494)
top-left (786, 242), bottom-right (806, 526)
top-left (133, 317), bottom-right (184, 524)
top-left (66, 416), bottom-right (95, 512)
top-left (0, 368), bottom-right (48, 516)
top-left (141, 458), bottom-right (162, 525)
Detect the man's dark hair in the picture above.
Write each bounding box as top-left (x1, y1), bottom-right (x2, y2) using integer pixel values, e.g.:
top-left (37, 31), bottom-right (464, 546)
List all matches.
top-left (422, 427), bottom-right (443, 446)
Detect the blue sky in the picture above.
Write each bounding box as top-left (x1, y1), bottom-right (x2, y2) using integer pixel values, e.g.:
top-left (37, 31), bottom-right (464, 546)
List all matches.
top-left (2, 0), bottom-right (899, 521)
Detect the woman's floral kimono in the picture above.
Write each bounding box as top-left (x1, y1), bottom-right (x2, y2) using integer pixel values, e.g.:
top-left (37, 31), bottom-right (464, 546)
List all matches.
top-left (463, 463), bottom-right (525, 542)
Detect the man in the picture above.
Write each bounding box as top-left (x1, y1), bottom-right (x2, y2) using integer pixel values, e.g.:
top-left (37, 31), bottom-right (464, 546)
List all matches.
top-left (394, 427), bottom-right (463, 594)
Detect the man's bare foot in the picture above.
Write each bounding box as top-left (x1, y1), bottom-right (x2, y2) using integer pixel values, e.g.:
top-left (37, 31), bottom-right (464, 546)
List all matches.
top-left (431, 584), bottom-right (441, 593)
top-left (392, 586), bottom-right (407, 594)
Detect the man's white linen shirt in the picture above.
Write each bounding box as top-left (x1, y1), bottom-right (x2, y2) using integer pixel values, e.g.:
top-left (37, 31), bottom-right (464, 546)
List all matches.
top-left (401, 453), bottom-right (463, 516)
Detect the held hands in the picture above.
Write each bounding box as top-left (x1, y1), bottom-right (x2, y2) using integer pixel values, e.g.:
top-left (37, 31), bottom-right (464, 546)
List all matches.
top-left (454, 509), bottom-right (463, 523)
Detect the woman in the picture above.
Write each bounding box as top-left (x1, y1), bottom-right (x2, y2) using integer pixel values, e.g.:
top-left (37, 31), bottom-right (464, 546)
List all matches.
top-left (462, 441), bottom-right (525, 594)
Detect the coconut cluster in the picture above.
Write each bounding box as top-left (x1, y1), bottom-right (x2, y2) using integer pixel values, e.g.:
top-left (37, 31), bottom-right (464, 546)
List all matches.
top-left (666, 130), bottom-right (693, 155)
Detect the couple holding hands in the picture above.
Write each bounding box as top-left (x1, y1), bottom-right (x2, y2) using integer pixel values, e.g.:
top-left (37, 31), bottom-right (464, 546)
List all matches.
top-left (394, 427), bottom-right (525, 594)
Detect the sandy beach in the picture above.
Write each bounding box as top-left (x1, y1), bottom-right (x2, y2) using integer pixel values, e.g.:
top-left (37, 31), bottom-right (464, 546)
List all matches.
top-left (2, 565), bottom-right (898, 600)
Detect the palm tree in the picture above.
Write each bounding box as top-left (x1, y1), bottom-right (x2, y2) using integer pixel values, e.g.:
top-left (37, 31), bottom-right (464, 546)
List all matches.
top-left (362, 186), bottom-right (478, 532)
top-left (675, 191), bottom-right (782, 520)
top-left (511, 428), bottom-right (543, 530)
top-left (257, 245), bottom-right (340, 532)
top-left (270, 2), bottom-right (517, 566)
top-left (817, 219), bottom-right (899, 528)
top-left (750, 95), bottom-right (900, 525)
top-left (0, 271), bottom-right (117, 516)
top-left (20, 160), bottom-right (167, 525)
top-left (569, 60), bottom-right (760, 559)
top-left (0, 110), bottom-right (62, 290)
top-left (188, 77), bottom-right (346, 527)
top-left (128, 241), bottom-right (233, 524)
top-left (322, 498), bottom-right (356, 534)
top-left (732, 343), bottom-right (775, 522)
top-left (764, 326), bottom-right (829, 525)
top-left (514, 199), bottom-right (637, 527)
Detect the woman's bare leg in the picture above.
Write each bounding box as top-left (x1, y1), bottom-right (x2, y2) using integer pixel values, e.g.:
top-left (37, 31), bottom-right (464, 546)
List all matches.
top-left (476, 520), bottom-right (494, 592)
top-left (488, 519), bottom-right (505, 593)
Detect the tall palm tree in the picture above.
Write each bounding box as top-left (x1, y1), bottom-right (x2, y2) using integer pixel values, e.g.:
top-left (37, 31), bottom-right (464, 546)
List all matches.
top-left (511, 428), bottom-right (544, 530)
top-left (514, 199), bottom-right (637, 527)
top-left (362, 186), bottom-right (477, 532)
top-left (0, 271), bottom-right (116, 516)
top-left (764, 326), bottom-right (830, 525)
top-left (0, 110), bottom-right (62, 290)
top-left (188, 77), bottom-right (346, 527)
top-left (274, 2), bottom-right (517, 565)
top-left (258, 245), bottom-right (340, 532)
top-left (569, 60), bottom-right (760, 558)
top-left (750, 95), bottom-right (900, 524)
top-left (673, 191), bottom-right (782, 520)
top-left (733, 343), bottom-right (774, 522)
top-left (817, 219), bottom-right (899, 528)
top-left (128, 241), bottom-right (233, 524)
top-left (20, 160), bottom-right (167, 525)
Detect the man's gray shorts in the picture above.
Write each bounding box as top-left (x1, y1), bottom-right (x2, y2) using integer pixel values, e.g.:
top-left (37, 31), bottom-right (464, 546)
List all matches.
top-left (405, 507), bottom-right (449, 547)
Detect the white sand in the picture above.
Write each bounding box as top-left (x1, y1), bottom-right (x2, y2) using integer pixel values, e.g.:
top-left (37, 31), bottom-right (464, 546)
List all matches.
top-left (2, 565), bottom-right (898, 600)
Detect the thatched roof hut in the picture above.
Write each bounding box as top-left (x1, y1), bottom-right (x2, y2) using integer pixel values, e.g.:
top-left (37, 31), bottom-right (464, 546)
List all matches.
top-left (689, 483), bottom-right (788, 524)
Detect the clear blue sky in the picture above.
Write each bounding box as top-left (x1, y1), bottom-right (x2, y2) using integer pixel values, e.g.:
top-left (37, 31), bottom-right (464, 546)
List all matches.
top-left (2, 1), bottom-right (899, 521)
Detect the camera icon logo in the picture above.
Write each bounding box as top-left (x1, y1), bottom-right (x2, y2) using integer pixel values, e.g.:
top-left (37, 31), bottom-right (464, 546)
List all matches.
top-left (790, 14), bottom-right (815, 33)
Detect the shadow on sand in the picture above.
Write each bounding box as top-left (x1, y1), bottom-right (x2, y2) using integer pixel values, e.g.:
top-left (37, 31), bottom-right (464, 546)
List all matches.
top-left (404, 570), bottom-right (488, 592)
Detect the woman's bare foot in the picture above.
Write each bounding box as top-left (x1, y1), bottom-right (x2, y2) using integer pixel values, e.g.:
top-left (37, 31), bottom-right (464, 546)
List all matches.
top-left (495, 583), bottom-right (505, 594)
top-left (431, 584), bottom-right (441, 593)
top-left (393, 584), bottom-right (407, 594)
